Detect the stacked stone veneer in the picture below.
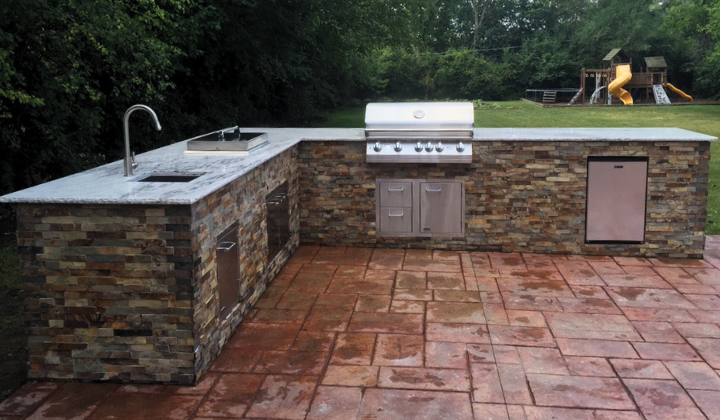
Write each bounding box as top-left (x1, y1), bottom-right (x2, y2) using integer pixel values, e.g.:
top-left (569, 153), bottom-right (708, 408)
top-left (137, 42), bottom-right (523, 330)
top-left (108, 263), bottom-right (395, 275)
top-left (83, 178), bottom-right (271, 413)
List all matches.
top-left (17, 148), bottom-right (299, 384)
top-left (299, 141), bottom-right (709, 258)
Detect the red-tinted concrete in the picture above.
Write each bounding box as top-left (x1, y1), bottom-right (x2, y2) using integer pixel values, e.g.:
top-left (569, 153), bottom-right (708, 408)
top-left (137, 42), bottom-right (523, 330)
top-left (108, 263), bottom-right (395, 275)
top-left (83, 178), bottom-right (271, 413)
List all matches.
top-left (6, 239), bottom-right (720, 419)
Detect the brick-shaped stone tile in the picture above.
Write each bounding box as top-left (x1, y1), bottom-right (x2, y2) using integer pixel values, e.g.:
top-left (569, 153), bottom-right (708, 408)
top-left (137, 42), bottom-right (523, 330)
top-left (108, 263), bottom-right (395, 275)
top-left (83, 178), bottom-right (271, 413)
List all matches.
top-left (471, 364), bottom-right (505, 403)
top-left (472, 403), bottom-right (510, 420)
top-left (321, 365), bottom-right (379, 387)
top-left (426, 323), bottom-right (490, 344)
top-left (253, 351), bottom-right (327, 375)
top-left (466, 344), bottom-right (495, 364)
top-left (246, 375), bottom-right (316, 420)
top-left (606, 287), bottom-right (696, 309)
top-left (250, 308), bottom-right (309, 324)
top-left (394, 288), bottom-right (434, 301)
top-left (314, 293), bottom-right (357, 308)
top-left (395, 271), bottom-right (427, 289)
top-left (687, 390), bottom-right (720, 420)
top-left (621, 307), bottom-right (696, 322)
top-left (632, 342), bottom-right (701, 361)
top-left (292, 331), bottom-right (335, 353)
top-left (333, 265), bottom-right (366, 279)
top-left (674, 323), bottom-right (720, 338)
top-left (77, 390), bottom-right (202, 420)
top-left (664, 361), bottom-right (720, 390)
top-left (497, 364), bottom-right (532, 404)
top-left (483, 304), bottom-right (510, 325)
top-left (610, 359), bottom-right (674, 379)
top-left (493, 346), bottom-right (522, 365)
top-left (600, 273), bottom-right (672, 289)
top-left (427, 302), bottom-right (485, 324)
top-left (348, 312), bottom-right (424, 334)
top-left (502, 293), bottom-right (563, 311)
top-left (545, 312), bottom-right (641, 341)
top-left (522, 406), bottom-right (642, 420)
top-left (557, 339), bottom-right (638, 358)
top-left (360, 388), bottom-right (473, 420)
top-left (196, 374), bottom-right (264, 418)
top-left (528, 374), bottom-right (635, 410)
top-left (632, 321), bottom-right (684, 343)
top-left (434, 290), bottom-right (481, 302)
top-left (558, 298), bottom-right (621, 315)
top-left (389, 300), bottom-right (425, 313)
top-left (378, 367), bottom-right (470, 391)
top-left (374, 334), bottom-right (424, 367)
top-left (209, 348), bottom-right (261, 373)
top-left (565, 356), bottom-right (615, 377)
top-left (427, 272), bottom-right (465, 290)
top-left (306, 386), bottom-right (362, 420)
top-left (426, 341), bottom-right (468, 369)
top-left (570, 285), bottom-right (610, 299)
top-left (488, 325), bottom-right (555, 347)
top-left (624, 378), bottom-right (706, 420)
top-left (355, 295), bottom-right (391, 312)
top-left (326, 278), bottom-right (393, 295)
top-left (276, 292), bottom-right (318, 310)
top-left (554, 261), bottom-right (605, 286)
top-left (506, 310), bottom-right (546, 327)
top-left (0, 382), bottom-right (61, 418)
top-left (518, 347), bottom-right (569, 375)
top-left (331, 333), bottom-right (375, 365)
top-left (498, 277), bottom-right (573, 297)
top-left (25, 383), bottom-right (117, 420)
top-left (303, 306), bottom-right (353, 332)
top-left (369, 249), bottom-right (405, 271)
top-left (228, 323), bottom-right (300, 351)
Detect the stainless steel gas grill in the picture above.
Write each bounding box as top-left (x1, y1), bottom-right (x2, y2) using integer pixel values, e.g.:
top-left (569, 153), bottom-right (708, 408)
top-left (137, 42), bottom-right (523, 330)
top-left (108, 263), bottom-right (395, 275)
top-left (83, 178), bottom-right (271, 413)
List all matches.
top-left (365, 102), bottom-right (474, 163)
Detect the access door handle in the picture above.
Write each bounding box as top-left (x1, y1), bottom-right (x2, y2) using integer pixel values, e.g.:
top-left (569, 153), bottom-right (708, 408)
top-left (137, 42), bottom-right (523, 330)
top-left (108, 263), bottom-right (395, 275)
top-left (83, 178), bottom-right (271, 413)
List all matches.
top-left (425, 187), bottom-right (442, 192)
top-left (388, 211), bottom-right (404, 217)
top-left (387, 187), bottom-right (404, 192)
top-left (217, 241), bottom-right (236, 251)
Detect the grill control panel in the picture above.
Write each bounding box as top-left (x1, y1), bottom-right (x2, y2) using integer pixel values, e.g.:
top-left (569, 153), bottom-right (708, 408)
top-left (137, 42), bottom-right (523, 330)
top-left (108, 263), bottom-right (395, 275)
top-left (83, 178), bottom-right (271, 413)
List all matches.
top-left (366, 140), bottom-right (472, 163)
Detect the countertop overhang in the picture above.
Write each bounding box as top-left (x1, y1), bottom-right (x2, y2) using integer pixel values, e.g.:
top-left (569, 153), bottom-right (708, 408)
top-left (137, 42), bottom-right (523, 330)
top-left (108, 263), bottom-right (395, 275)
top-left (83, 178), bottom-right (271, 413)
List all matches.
top-left (1, 127), bottom-right (715, 205)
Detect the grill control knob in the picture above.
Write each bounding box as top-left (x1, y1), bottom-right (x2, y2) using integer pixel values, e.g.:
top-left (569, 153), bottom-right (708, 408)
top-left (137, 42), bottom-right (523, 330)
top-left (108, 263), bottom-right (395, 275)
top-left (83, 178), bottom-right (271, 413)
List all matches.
top-left (415, 142), bottom-right (423, 152)
top-left (373, 142), bottom-right (382, 152)
top-left (457, 142), bottom-right (465, 152)
top-left (425, 142), bottom-right (433, 152)
top-left (394, 142), bottom-right (402, 152)
top-left (435, 142), bottom-right (444, 152)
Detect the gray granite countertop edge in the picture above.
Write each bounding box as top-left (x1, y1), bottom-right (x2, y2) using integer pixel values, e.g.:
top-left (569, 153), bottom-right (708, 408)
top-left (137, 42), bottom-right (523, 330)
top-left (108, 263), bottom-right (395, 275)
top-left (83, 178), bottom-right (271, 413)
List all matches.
top-left (1, 127), bottom-right (715, 205)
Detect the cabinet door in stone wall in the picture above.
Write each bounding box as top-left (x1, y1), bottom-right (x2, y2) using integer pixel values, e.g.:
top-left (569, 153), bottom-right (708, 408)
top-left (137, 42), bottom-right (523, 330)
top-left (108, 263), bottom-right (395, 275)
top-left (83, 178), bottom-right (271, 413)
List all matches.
top-left (419, 181), bottom-right (464, 236)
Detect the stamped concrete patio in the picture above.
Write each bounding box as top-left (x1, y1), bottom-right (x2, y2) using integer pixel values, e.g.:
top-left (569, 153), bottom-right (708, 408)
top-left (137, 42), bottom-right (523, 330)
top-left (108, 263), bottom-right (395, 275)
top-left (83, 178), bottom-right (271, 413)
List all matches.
top-left (4, 239), bottom-right (720, 420)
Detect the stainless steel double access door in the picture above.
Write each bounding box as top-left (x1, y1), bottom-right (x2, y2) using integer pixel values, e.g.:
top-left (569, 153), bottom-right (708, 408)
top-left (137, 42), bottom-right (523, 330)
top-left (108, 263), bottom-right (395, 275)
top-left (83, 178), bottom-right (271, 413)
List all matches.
top-left (376, 179), bottom-right (465, 237)
top-left (586, 157), bottom-right (649, 243)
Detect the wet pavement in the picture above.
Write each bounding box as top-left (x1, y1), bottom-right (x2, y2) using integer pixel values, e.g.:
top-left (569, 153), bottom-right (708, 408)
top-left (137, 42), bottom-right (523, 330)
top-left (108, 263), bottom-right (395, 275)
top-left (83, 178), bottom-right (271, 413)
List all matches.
top-left (3, 238), bottom-right (720, 419)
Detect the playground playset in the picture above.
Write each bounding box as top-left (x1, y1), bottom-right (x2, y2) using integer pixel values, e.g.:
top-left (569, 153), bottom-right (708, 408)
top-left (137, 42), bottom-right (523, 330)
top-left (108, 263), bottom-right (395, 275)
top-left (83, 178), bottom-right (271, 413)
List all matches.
top-left (526, 49), bottom-right (693, 105)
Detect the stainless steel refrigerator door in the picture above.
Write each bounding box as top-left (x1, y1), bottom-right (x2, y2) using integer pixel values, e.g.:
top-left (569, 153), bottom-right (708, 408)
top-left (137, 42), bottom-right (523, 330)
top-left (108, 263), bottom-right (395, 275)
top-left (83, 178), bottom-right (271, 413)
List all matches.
top-left (586, 159), bottom-right (648, 242)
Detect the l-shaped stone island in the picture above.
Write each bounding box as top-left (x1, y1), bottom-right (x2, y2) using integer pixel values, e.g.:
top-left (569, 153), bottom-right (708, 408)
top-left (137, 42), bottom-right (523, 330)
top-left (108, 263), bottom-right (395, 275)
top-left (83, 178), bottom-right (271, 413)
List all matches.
top-left (0, 127), bottom-right (715, 384)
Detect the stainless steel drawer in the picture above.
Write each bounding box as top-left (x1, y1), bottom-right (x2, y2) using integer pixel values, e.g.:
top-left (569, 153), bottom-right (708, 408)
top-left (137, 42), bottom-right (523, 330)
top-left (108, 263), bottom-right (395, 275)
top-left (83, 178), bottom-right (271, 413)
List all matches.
top-left (379, 207), bottom-right (413, 233)
top-left (378, 181), bottom-right (413, 207)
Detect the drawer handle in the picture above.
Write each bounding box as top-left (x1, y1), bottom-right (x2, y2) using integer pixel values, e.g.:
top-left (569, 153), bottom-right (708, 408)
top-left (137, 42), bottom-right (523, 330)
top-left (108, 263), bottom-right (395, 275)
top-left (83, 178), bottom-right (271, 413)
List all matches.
top-left (388, 211), bottom-right (404, 217)
top-left (387, 187), bottom-right (404, 192)
top-left (218, 241), bottom-right (236, 251)
top-left (425, 187), bottom-right (442, 192)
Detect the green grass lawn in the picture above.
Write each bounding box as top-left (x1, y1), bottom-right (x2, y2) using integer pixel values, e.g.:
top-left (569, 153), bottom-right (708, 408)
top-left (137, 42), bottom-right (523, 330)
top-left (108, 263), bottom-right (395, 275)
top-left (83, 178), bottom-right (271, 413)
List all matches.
top-left (315, 101), bottom-right (720, 234)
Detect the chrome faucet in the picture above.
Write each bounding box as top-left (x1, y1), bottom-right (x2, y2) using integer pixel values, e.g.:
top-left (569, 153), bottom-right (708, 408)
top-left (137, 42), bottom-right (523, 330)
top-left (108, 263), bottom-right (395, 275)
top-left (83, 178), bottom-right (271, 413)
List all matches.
top-left (123, 104), bottom-right (162, 176)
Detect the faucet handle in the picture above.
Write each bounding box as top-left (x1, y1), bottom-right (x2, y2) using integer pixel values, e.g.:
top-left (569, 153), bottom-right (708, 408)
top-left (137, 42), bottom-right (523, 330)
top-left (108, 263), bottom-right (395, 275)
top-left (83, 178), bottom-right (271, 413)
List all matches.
top-left (131, 151), bottom-right (138, 170)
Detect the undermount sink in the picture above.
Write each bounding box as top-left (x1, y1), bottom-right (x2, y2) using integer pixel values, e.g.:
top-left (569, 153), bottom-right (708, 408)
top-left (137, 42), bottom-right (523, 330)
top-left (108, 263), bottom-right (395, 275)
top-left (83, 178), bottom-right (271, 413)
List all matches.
top-left (187, 127), bottom-right (268, 152)
top-left (138, 172), bottom-right (205, 183)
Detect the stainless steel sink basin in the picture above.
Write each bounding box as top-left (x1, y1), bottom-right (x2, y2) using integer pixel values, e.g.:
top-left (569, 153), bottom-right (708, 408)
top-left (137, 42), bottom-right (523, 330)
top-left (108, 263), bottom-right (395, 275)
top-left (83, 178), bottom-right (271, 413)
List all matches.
top-left (187, 127), bottom-right (268, 152)
top-left (138, 172), bottom-right (205, 182)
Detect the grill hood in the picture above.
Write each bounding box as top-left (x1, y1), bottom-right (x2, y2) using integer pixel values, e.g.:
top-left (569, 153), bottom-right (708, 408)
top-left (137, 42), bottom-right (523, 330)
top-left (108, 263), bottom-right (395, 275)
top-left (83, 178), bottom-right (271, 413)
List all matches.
top-left (365, 102), bottom-right (474, 140)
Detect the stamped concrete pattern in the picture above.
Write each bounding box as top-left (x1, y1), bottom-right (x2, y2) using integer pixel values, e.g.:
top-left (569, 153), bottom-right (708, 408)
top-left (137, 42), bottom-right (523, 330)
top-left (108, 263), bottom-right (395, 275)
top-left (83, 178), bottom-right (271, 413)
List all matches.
top-left (5, 239), bottom-right (720, 419)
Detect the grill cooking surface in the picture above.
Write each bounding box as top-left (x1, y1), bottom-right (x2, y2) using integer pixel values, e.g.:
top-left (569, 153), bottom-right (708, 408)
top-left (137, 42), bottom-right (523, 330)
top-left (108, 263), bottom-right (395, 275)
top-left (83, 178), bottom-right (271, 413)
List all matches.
top-left (365, 102), bottom-right (474, 163)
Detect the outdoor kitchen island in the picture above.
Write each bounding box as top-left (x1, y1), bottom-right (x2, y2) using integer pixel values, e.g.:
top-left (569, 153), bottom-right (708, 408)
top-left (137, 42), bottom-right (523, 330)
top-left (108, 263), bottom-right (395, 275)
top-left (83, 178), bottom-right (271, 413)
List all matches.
top-left (0, 126), bottom-right (715, 385)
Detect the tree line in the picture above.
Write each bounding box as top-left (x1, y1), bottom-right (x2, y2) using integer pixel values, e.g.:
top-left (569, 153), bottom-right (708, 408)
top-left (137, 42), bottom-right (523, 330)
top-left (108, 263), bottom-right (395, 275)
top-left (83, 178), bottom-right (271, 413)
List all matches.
top-left (1, 0), bottom-right (719, 196)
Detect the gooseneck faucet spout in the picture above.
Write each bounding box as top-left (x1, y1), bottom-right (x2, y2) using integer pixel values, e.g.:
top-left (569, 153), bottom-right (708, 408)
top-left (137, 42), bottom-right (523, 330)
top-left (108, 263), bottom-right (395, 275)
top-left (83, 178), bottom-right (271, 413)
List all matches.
top-left (123, 104), bottom-right (162, 177)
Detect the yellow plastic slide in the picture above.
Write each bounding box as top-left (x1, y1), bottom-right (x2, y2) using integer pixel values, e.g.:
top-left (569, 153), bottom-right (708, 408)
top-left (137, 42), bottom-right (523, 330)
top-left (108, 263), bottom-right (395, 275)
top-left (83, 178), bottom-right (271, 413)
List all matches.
top-left (608, 64), bottom-right (633, 105)
top-left (665, 83), bottom-right (693, 101)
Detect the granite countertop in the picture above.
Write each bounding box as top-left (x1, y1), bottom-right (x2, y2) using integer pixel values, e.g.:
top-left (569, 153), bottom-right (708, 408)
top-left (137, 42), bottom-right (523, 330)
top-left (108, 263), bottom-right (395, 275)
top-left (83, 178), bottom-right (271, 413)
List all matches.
top-left (0, 127), bottom-right (715, 205)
